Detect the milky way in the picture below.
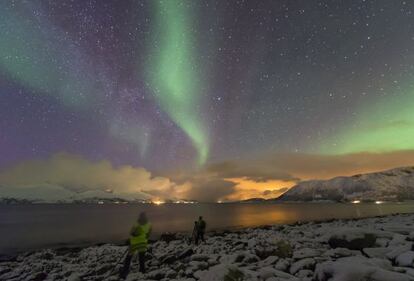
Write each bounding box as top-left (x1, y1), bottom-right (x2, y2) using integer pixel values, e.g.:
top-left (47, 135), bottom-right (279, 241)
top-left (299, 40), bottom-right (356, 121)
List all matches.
top-left (1, 0), bottom-right (414, 174)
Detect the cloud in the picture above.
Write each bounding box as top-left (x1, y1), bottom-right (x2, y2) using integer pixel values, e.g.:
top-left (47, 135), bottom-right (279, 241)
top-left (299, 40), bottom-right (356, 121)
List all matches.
top-left (163, 150), bottom-right (414, 201)
top-left (202, 150), bottom-right (414, 184)
top-left (205, 161), bottom-right (299, 182)
top-left (185, 179), bottom-right (237, 202)
top-left (0, 153), bottom-right (172, 199)
top-left (220, 178), bottom-right (295, 201)
top-left (1, 150), bottom-right (414, 202)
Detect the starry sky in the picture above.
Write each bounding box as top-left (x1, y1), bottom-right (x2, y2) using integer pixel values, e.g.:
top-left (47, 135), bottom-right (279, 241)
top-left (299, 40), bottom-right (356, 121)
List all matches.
top-left (1, 0), bottom-right (414, 201)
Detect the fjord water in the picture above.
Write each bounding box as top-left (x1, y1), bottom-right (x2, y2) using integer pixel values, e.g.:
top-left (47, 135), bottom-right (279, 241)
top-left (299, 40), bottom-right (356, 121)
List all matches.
top-left (1, 202), bottom-right (414, 254)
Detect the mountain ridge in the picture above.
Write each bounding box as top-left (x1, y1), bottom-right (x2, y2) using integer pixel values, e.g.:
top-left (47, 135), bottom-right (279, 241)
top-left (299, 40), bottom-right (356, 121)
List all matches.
top-left (277, 166), bottom-right (414, 202)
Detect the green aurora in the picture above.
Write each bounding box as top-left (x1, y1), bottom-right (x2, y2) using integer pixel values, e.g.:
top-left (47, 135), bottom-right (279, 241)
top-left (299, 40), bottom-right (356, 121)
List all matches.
top-left (321, 85), bottom-right (414, 154)
top-left (146, 1), bottom-right (209, 165)
top-left (0, 4), bottom-right (103, 109)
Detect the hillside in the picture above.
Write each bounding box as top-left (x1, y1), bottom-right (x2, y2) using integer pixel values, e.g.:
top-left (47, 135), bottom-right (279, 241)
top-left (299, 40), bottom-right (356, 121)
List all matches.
top-left (278, 166), bottom-right (414, 202)
top-left (0, 183), bottom-right (152, 204)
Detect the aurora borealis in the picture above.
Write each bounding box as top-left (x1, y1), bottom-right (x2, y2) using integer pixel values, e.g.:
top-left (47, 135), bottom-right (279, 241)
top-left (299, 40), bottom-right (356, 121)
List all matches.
top-left (147, 1), bottom-right (208, 165)
top-left (1, 0), bottom-right (414, 201)
top-left (321, 83), bottom-right (414, 154)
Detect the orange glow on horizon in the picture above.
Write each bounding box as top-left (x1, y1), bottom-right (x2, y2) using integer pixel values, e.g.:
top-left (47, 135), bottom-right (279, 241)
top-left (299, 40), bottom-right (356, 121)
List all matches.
top-left (152, 199), bottom-right (165, 205)
top-left (222, 177), bottom-right (297, 201)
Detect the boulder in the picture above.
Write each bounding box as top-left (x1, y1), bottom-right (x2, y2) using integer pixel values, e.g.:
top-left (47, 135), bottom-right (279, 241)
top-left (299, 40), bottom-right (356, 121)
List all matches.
top-left (386, 243), bottom-right (413, 260)
top-left (160, 254), bottom-right (178, 264)
top-left (196, 264), bottom-right (246, 281)
top-left (178, 248), bottom-right (194, 260)
top-left (191, 254), bottom-right (210, 262)
top-left (314, 256), bottom-right (413, 281)
top-left (297, 269), bottom-right (313, 279)
top-left (396, 251), bottom-right (414, 267)
top-left (165, 269), bottom-right (177, 279)
top-left (328, 229), bottom-right (376, 250)
top-left (362, 247), bottom-right (389, 259)
top-left (258, 256), bottom-right (279, 267)
top-left (256, 240), bottom-right (293, 259)
top-left (160, 232), bottom-right (177, 243)
top-left (258, 266), bottom-right (279, 280)
top-left (289, 258), bottom-right (315, 275)
top-left (323, 247), bottom-right (360, 258)
top-left (293, 248), bottom-right (321, 260)
top-left (275, 259), bottom-right (290, 272)
top-left (272, 269), bottom-right (299, 280)
top-left (146, 269), bottom-right (165, 280)
top-left (31, 272), bottom-right (47, 281)
top-left (389, 234), bottom-right (408, 246)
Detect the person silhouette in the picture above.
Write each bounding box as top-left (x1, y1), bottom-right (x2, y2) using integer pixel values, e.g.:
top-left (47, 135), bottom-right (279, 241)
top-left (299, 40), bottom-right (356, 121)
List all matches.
top-left (119, 212), bottom-right (152, 279)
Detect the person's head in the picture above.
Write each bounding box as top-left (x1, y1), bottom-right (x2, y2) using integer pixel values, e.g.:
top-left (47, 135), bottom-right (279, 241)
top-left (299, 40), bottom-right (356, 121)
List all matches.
top-left (194, 221), bottom-right (197, 225)
top-left (199, 216), bottom-right (203, 220)
top-left (138, 212), bottom-right (148, 225)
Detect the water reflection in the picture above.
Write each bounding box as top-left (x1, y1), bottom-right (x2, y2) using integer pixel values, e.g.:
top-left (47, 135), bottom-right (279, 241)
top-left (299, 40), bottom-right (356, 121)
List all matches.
top-left (1, 202), bottom-right (414, 254)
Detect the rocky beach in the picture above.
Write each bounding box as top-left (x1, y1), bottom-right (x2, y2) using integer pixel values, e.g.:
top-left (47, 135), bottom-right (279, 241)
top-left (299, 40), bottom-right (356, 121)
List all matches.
top-left (1, 213), bottom-right (414, 281)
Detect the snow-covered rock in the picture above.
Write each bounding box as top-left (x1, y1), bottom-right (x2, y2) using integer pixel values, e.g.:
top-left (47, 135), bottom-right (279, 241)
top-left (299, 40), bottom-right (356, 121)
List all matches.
top-left (314, 256), bottom-right (413, 281)
top-left (396, 251), bottom-right (414, 267)
top-left (289, 258), bottom-right (315, 275)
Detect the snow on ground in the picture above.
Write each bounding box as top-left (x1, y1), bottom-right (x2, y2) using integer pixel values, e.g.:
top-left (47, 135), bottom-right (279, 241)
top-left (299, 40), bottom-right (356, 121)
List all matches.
top-left (1, 213), bottom-right (414, 281)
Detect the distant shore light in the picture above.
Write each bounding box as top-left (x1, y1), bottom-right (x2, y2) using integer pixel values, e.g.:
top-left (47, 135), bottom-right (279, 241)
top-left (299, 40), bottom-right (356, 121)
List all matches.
top-left (152, 200), bottom-right (165, 205)
top-left (351, 200), bottom-right (361, 204)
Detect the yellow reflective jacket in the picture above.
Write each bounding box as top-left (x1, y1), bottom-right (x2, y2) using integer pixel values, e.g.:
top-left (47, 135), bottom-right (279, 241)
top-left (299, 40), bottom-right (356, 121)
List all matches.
top-left (129, 222), bottom-right (151, 253)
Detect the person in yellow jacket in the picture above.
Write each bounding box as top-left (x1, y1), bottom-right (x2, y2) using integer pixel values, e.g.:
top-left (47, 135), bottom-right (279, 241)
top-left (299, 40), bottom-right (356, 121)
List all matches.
top-left (120, 212), bottom-right (152, 279)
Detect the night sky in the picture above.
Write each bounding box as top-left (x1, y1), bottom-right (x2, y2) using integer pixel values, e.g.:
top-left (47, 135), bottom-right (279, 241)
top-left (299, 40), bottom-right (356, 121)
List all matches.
top-left (1, 1), bottom-right (414, 201)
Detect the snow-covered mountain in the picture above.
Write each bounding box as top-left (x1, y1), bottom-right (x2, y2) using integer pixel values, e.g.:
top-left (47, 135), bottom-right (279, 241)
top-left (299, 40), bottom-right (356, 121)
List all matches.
top-left (278, 166), bottom-right (414, 202)
top-left (0, 183), bottom-right (152, 203)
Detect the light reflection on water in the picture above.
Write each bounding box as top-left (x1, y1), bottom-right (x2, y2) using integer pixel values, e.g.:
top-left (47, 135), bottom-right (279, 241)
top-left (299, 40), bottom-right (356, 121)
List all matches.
top-left (1, 202), bottom-right (413, 254)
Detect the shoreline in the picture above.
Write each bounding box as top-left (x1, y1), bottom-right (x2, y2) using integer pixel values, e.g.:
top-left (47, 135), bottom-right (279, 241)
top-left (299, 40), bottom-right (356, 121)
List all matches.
top-left (1, 213), bottom-right (414, 280)
top-left (1, 211), bottom-right (410, 259)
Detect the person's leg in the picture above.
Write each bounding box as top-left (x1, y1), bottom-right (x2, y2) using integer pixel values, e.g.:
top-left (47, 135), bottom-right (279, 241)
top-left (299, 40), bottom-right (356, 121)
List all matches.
top-left (138, 251), bottom-right (146, 273)
top-left (195, 232), bottom-right (199, 245)
top-left (119, 253), bottom-right (133, 279)
top-left (201, 231), bottom-right (205, 242)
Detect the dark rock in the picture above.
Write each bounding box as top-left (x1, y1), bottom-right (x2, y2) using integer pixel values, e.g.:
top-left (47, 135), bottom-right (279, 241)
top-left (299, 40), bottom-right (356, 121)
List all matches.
top-left (95, 264), bottom-right (113, 275)
top-left (191, 254), bottom-right (210, 262)
top-left (290, 258), bottom-right (316, 275)
top-left (160, 232), bottom-right (177, 243)
top-left (0, 254), bottom-right (17, 262)
top-left (0, 267), bottom-right (11, 275)
top-left (147, 269), bottom-right (165, 280)
top-left (160, 254), bottom-right (177, 264)
top-left (165, 270), bottom-right (177, 279)
top-left (40, 252), bottom-right (54, 260)
top-left (30, 272), bottom-right (47, 281)
top-left (223, 267), bottom-right (244, 281)
top-left (55, 247), bottom-right (83, 256)
top-left (234, 253), bottom-right (245, 263)
top-left (211, 230), bottom-right (232, 237)
top-left (244, 254), bottom-right (259, 263)
top-left (178, 248), bottom-right (193, 259)
top-left (256, 240), bottom-right (293, 259)
top-left (174, 263), bottom-right (187, 272)
top-left (329, 233), bottom-right (376, 250)
top-left (259, 225), bottom-right (273, 230)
